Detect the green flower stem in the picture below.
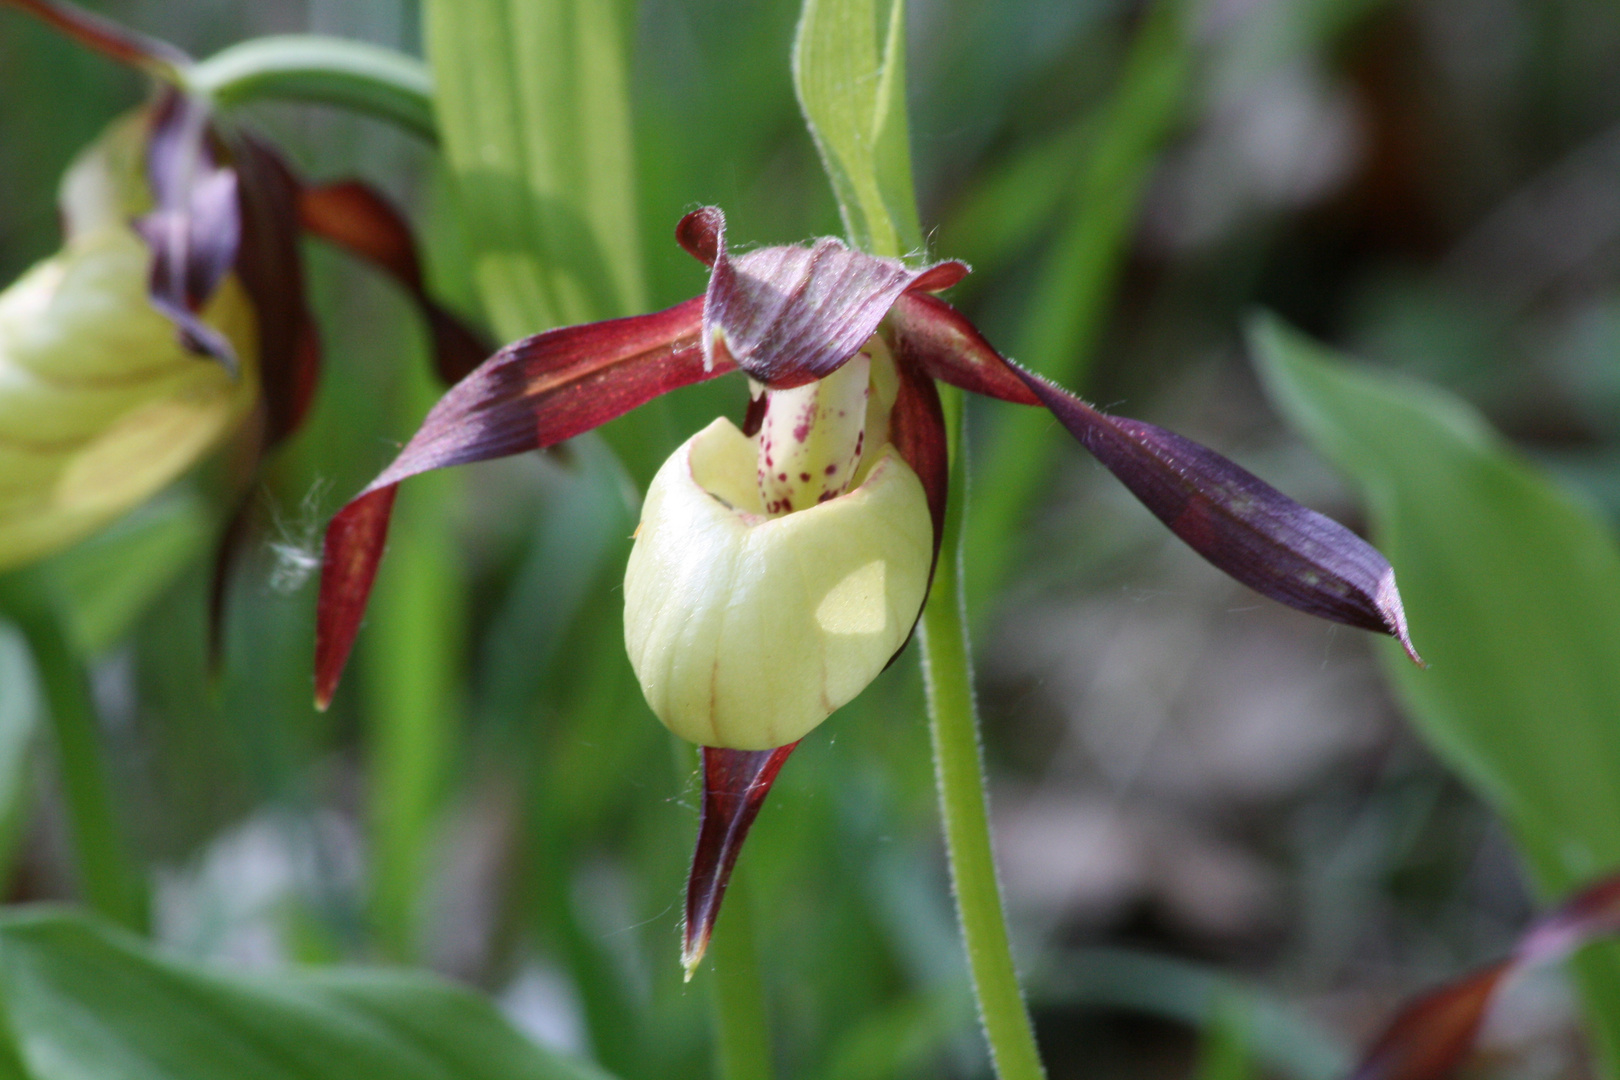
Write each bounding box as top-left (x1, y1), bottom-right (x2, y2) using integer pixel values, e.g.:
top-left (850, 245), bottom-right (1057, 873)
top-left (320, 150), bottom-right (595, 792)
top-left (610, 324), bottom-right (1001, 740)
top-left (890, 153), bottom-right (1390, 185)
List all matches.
top-left (918, 386), bottom-right (1046, 1080)
top-left (706, 869), bottom-right (774, 1080)
top-left (0, 573), bottom-right (147, 933)
top-left (186, 35), bottom-right (437, 143)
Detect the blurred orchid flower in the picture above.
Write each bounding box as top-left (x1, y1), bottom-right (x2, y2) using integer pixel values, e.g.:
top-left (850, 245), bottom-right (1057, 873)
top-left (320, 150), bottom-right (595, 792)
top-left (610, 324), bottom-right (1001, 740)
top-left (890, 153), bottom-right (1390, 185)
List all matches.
top-left (315, 206), bottom-right (1419, 973)
top-left (0, 0), bottom-right (485, 597)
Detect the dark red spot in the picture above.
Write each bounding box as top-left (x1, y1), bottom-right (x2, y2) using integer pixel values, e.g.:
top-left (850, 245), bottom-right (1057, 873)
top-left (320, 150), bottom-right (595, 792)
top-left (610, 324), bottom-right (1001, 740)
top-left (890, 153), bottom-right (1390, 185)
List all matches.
top-left (781, 497), bottom-right (793, 512)
top-left (799, 472), bottom-right (811, 482)
top-left (825, 464), bottom-right (837, 475)
top-left (778, 472), bottom-right (787, 482)
top-left (818, 491), bottom-right (835, 503)
top-left (765, 454), bottom-right (772, 466)
top-left (793, 424), bottom-right (811, 442)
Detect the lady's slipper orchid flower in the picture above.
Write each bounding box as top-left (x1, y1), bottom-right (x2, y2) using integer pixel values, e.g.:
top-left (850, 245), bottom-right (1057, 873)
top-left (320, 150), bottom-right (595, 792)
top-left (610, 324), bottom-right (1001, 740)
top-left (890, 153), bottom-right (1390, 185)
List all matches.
top-left (315, 206), bottom-right (1419, 972)
top-left (0, 0), bottom-right (485, 598)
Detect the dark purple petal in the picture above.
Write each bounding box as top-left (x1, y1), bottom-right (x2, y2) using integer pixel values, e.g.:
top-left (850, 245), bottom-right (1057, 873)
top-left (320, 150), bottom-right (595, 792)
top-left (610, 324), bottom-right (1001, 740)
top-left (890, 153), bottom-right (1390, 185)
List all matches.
top-left (1011, 364), bottom-right (1422, 663)
top-left (887, 292), bottom-right (1039, 406)
top-left (315, 296), bottom-right (717, 707)
top-left (135, 91), bottom-right (242, 370)
top-left (1352, 873), bottom-right (1620, 1080)
top-left (299, 180), bottom-right (490, 385)
top-left (888, 354), bottom-right (948, 608)
top-left (680, 206), bottom-right (967, 389)
top-left (891, 290), bottom-right (1419, 658)
top-left (2, 0), bottom-right (189, 75)
top-left (683, 743), bottom-right (798, 978)
top-left (227, 133), bottom-right (321, 446)
top-left (676, 206), bottom-right (723, 267)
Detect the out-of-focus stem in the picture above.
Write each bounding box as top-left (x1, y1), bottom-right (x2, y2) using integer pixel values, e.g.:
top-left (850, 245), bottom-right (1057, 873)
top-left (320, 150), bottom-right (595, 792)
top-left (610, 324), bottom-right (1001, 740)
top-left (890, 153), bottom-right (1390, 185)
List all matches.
top-left (188, 35), bottom-right (437, 142)
top-left (0, 573), bottom-right (148, 933)
top-left (707, 870), bottom-right (774, 1080)
top-left (918, 387), bottom-right (1046, 1080)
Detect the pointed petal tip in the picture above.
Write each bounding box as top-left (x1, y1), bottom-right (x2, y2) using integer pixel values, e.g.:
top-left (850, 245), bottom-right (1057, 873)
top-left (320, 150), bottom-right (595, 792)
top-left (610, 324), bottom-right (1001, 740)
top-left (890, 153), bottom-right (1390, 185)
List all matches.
top-left (681, 933), bottom-right (707, 981)
top-left (1376, 568), bottom-right (1426, 667)
top-left (680, 743), bottom-right (798, 976)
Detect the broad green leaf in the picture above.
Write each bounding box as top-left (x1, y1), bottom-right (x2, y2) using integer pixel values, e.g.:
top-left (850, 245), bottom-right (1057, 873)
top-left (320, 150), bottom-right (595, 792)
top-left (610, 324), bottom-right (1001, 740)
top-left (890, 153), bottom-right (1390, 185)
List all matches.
top-left (0, 909), bottom-right (615, 1080)
top-left (426, 0), bottom-right (645, 339)
top-left (1249, 312), bottom-right (1620, 1073)
top-left (793, 0), bottom-right (922, 258)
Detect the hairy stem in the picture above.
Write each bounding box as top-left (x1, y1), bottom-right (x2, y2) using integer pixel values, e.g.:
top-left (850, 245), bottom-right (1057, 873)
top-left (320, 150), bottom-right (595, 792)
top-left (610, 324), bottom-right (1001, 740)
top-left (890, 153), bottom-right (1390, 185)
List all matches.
top-left (918, 387), bottom-right (1046, 1080)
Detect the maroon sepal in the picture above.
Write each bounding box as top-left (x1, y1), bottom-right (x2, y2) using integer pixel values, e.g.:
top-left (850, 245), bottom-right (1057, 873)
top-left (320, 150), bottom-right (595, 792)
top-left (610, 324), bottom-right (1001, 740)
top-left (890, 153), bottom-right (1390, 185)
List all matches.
top-left (314, 296), bottom-right (720, 707)
top-left (889, 290), bottom-right (1419, 659)
top-left (135, 91), bottom-right (242, 370)
top-left (1, 0), bottom-right (188, 77)
top-left (298, 180), bottom-right (490, 385)
top-left (682, 743), bottom-right (799, 978)
top-left (1353, 873), bottom-right (1620, 1080)
top-left (676, 207), bottom-right (967, 389)
top-left (1011, 363), bottom-right (1421, 663)
top-left (887, 292), bottom-right (1039, 406)
top-left (228, 133), bottom-right (321, 446)
top-left (1014, 365), bottom-right (1421, 659)
top-left (888, 355), bottom-right (948, 607)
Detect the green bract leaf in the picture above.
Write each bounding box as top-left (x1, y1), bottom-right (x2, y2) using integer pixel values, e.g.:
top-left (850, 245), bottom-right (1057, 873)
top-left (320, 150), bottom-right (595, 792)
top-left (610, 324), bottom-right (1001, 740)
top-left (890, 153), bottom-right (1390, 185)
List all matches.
top-left (1249, 311), bottom-right (1620, 1066)
top-left (793, 0), bottom-right (922, 259)
top-left (425, 0), bottom-right (645, 340)
top-left (0, 909), bottom-right (616, 1080)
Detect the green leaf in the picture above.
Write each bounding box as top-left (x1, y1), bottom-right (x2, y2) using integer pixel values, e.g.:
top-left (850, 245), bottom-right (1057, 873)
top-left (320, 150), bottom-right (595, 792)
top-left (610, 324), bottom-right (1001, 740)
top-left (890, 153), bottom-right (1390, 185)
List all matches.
top-left (188, 35), bottom-right (437, 143)
top-left (424, 0), bottom-right (672, 487)
top-left (1249, 311), bottom-right (1620, 1074)
top-left (793, 0), bottom-right (922, 259)
top-left (0, 909), bottom-right (615, 1080)
top-left (425, 0), bottom-right (645, 340)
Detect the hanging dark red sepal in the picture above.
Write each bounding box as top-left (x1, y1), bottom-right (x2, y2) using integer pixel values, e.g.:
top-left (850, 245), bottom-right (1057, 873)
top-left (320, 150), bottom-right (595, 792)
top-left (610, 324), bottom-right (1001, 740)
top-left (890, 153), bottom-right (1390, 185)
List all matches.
top-left (682, 743), bottom-right (799, 978)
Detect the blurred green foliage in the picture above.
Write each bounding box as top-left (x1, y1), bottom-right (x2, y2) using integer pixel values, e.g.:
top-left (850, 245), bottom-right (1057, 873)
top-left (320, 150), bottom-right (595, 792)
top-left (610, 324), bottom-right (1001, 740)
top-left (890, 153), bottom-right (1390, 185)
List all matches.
top-left (0, 0), bottom-right (1618, 1076)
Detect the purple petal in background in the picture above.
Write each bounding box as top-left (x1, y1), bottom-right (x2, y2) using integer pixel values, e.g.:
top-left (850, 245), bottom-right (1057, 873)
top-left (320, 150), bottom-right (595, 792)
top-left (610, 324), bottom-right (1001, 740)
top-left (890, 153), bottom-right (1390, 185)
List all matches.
top-left (1353, 874), bottom-right (1620, 1080)
top-left (136, 92), bottom-right (241, 369)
